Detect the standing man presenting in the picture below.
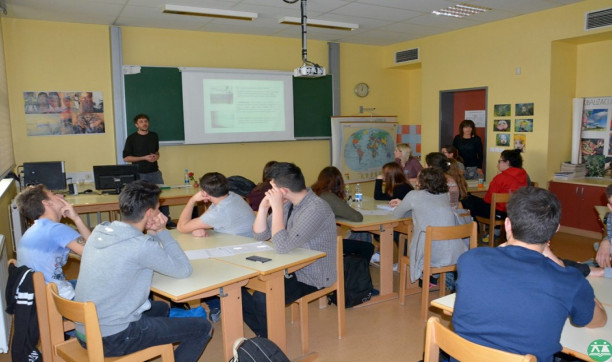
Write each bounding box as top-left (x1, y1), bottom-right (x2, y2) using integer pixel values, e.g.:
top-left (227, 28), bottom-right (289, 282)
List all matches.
top-left (123, 113), bottom-right (174, 227)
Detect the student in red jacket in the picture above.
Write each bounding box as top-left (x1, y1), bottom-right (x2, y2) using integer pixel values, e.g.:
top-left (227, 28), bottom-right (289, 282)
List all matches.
top-left (463, 149), bottom-right (528, 220)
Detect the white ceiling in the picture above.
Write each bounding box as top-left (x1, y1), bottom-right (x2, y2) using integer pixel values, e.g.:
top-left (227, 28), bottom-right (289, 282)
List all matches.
top-left (4, 0), bottom-right (585, 46)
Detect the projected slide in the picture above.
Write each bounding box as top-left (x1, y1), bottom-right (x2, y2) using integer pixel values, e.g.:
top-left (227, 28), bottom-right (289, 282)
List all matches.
top-left (203, 80), bottom-right (285, 133)
top-left (182, 68), bottom-right (294, 144)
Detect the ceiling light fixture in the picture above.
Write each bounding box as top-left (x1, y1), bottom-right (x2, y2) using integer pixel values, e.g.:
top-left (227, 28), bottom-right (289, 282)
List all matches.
top-left (432, 3), bottom-right (491, 18)
top-left (163, 4), bottom-right (258, 21)
top-left (279, 16), bottom-right (358, 31)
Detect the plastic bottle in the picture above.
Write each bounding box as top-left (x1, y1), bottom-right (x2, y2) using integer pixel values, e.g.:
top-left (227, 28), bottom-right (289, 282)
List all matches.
top-left (354, 183), bottom-right (363, 208)
top-left (184, 169), bottom-right (190, 185)
top-left (345, 184), bottom-right (352, 204)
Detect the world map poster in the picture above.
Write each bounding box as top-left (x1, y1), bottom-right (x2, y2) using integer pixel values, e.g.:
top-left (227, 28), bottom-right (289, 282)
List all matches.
top-left (338, 122), bottom-right (398, 183)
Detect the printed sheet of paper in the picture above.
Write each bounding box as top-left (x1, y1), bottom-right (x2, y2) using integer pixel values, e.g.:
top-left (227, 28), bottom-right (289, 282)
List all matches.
top-left (184, 241), bottom-right (272, 260)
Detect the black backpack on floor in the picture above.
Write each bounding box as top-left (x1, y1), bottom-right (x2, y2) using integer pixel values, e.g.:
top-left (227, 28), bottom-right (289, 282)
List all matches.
top-left (329, 254), bottom-right (373, 308)
top-left (230, 337), bottom-right (289, 362)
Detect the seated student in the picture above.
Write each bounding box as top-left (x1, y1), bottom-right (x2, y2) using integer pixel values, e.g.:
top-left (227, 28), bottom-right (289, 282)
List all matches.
top-left (177, 172), bottom-right (255, 238)
top-left (311, 166), bottom-right (374, 261)
top-left (247, 160), bottom-right (277, 211)
top-left (453, 187), bottom-right (607, 361)
top-left (16, 184), bottom-right (91, 299)
top-left (242, 162), bottom-right (337, 338)
top-left (390, 168), bottom-right (467, 287)
top-left (595, 184), bottom-right (612, 277)
top-left (462, 148), bottom-right (528, 220)
top-left (374, 162), bottom-right (413, 201)
top-left (441, 145), bottom-right (465, 174)
top-left (394, 143), bottom-right (422, 179)
top-left (74, 181), bottom-right (211, 361)
top-left (425, 152), bottom-right (468, 209)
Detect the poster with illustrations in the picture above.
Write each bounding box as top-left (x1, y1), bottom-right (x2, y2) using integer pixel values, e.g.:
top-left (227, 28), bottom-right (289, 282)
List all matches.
top-left (24, 91), bottom-right (105, 136)
top-left (514, 134), bottom-right (526, 152)
top-left (578, 97), bottom-right (612, 164)
top-left (331, 116), bottom-right (398, 183)
top-left (496, 133), bottom-right (511, 147)
top-left (515, 119), bottom-right (533, 132)
top-left (493, 119), bottom-right (510, 131)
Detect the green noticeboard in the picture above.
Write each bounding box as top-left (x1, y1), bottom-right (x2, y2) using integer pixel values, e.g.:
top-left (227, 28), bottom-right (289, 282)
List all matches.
top-left (124, 67), bottom-right (184, 142)
top-left (124, 67), bottom-right (332, 142)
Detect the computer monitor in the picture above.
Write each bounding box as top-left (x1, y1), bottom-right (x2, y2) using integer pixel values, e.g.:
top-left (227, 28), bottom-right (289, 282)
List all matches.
top-left (23, 161), bottom-right (67, 191)
top-left (93, 165), bottom-right (139, 194)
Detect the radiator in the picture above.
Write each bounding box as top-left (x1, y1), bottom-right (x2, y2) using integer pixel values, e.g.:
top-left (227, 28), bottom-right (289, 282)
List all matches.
top-left (0, 235), bottom-right (10, 353)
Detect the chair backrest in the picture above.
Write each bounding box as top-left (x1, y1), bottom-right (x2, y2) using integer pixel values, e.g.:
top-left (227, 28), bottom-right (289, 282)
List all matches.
top-left (46, 283), bottom-right (106, 361)
top-left (424, 317), bottom-right (536, 362)
top-left (423, 222), bottom-right (478, 265)
top-left (489, 193), bottom-right (510, 221)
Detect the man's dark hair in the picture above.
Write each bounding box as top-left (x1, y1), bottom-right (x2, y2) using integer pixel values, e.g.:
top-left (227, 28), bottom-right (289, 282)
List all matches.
top-left (268, 162), bottom-right (306, 192)
top-left (500, 149), bottom-right (523, 168)
top-left (119, 180), bottom-right (161, 222)
top-left (506, 186), bottom-right (561, 244)
top-left (418, 168), bottom-right (449, 195)
top-left (133, 113), bottom-right (149, 123)
top-left (606, 184), bottom-right (612, 200)
top-left (199, 172), bottom-right (229, 197)
top-left (16, 184), bottom-right (48, 220)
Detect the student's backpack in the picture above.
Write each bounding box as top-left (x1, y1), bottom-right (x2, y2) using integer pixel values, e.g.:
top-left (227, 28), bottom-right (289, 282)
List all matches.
top-left (230, 337), bottom-right (290, 362)
top-left (329, 254), bottom-right (373, 308)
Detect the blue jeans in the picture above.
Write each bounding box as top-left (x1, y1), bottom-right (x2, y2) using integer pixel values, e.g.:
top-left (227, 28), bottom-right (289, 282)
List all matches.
top-left (84, 301), bottom-right (211, 362)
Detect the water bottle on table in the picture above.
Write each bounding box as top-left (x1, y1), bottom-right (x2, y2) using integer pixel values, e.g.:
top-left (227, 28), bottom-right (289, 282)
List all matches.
top-left (355, 183), bottom-right (363, 209)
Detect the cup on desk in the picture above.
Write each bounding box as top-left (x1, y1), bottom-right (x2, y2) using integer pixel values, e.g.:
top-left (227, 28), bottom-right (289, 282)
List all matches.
top-left (477, 178), bottom-right (484, 189)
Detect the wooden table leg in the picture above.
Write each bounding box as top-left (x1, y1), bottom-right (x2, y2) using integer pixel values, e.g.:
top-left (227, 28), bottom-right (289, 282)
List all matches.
top-left (262, 271), bottom-right (287, 351)
top-left (219, 281), bottom-right (248, 361)
top-left (378, 223), bottom-right (394, 295)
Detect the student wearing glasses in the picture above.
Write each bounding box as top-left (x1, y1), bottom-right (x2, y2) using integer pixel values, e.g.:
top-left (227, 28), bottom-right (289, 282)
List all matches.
top-left (462, 149), bottom-right (528, 220)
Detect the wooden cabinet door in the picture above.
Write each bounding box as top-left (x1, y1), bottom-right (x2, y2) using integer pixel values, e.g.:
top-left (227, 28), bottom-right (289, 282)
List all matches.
top-left (549, 181), bottom-right (580, 229)
top-left (579, 185), bottom-right (606, 233)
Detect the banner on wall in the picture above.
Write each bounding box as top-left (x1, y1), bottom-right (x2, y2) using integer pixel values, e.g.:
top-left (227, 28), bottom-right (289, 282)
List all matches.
top-left (573, 96), bottom-right (612, 176)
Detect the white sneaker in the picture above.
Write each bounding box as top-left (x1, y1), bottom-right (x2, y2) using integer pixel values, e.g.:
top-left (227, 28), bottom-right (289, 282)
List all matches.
top-left (393, 263), bottom-right (399, 272)
top-left (370, 252), bottom-right (380, 263)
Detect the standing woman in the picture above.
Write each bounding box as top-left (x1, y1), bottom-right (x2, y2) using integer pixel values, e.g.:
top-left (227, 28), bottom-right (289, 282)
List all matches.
top-left (394, 143), bottom-right (423, 179)
top-left (452, 120), bottom-right (483, 180)
top-left (374, 162), bottom-right (413, 201)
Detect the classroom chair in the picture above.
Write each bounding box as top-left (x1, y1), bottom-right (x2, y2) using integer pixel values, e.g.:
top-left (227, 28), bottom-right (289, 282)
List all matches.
top-left (396, 219), bottom-right (413, 265)
top-left (7, 259), bottom-right (76, 362)
top-left (289, 236), bottom-right (345, 359)
top-left (475, 193), bottom-right (510, 247)
top-left (46, 283), bottom-right (175, 362)
top-left (424, 317), bottom-right (536, 362)
top-left (398, 222), bottom-right (478, 321)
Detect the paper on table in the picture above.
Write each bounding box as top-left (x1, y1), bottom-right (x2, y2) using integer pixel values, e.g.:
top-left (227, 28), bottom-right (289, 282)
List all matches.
top-left (360, 209), bottom-right (392, 216)
top-left (184, 241), bottom-right (273, 260)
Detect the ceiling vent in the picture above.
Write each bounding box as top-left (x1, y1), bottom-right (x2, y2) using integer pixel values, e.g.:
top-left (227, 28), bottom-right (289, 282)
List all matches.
top-left (585, 7), bottom-right (612, 30)
top-left (395, 48), bottom-right (419, 64)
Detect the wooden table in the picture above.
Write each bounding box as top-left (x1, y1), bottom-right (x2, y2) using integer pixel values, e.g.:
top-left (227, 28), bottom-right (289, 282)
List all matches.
top-left (64, 184), bottom-right (200, 225)
top-left (430, 290), bottom-right (612, 361)
top-left (151, 258), bottom-right (258, 360)
top-left (336, 200), bottom-right (409, 306)
top-left (150, 230), bottom-right (326, 356)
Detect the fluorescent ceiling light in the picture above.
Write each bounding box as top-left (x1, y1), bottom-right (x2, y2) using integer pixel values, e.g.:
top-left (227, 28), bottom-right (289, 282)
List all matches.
top-left (163, 4), bottom-right (258, 21)
top-left (279, 16), bottom-right (358, 31)
top-left (432, 3), bottom-right (491, 18)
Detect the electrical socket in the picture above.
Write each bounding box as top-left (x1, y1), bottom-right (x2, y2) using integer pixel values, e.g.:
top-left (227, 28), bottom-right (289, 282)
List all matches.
top-left (66, 171), bottom-right (94, 184)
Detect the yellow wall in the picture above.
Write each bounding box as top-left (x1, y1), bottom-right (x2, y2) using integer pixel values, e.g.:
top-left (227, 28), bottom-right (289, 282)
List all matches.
top-left (4, 0), bottom-right (612, 190)
top-left (382, 0), bottom-right (612, 185)
top-left (3, 19), bottom-right (117, 172)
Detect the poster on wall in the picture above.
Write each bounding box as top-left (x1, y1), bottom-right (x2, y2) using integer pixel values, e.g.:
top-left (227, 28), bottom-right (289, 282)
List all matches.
top-left (331, 116), bottom-right (398, 183)
top-left (464, 110), bottom-right (486, 127)
top-left (577, 97), bottom-right (612, 163)
top-left (24, 91), bottom-right (105, 136)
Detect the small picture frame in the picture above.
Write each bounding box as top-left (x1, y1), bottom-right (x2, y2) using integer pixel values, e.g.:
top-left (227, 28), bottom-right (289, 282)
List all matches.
top-left (514, 119), bottom-right (533, 132)
top-left (494, 104), bottom-right (511, 117)
top-left (493, 119), bottom-right (511, 132)
top-left (515, 103), bottom-right (534, 116)
top-left (514, 134), bottom-right (526, 152)
top-left (496, 133), bottom-right (511, 147)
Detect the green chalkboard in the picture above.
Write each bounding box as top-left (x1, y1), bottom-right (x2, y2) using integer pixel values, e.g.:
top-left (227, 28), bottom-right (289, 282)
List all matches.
top-left (293, 75), bottom-right (333, 138)
top-left (124, 67), bottom-right (184, 142)
top-left (124, 67), bottom-right (332, 141)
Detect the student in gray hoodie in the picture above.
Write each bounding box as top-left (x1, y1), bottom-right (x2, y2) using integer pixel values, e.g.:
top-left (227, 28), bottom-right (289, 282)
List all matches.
top-left (74, 180), bottom-right (211, 361)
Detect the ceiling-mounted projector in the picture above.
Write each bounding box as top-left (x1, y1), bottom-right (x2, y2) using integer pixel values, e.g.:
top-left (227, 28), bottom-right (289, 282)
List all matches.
top-left (294, 64), bottom-right (326, 78)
